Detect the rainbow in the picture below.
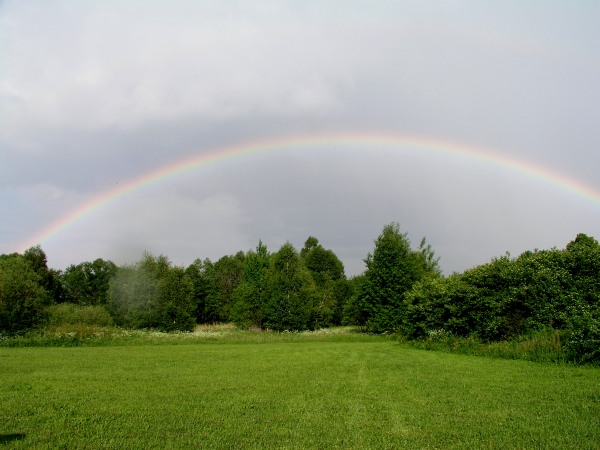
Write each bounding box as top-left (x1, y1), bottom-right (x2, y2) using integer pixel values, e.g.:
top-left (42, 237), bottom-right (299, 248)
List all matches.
top-left (18, 132), bottom-right (600, 251)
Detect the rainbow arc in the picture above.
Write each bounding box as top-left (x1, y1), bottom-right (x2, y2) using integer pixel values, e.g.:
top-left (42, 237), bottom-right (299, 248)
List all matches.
top-left (19, 133), bottom-right (600, 251)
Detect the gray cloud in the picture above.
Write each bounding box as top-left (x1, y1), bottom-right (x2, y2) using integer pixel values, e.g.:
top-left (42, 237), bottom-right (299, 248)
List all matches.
top-left (1, 0), bottom-right (599, 275)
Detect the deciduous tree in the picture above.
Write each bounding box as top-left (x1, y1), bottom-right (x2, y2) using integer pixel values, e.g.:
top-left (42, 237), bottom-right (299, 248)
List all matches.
top-left (231, 241), bottom-right (270, 328)
top-left (23, 245), bottom-right (63, 303)
top-left (300, 237), bottom-right (347, 327)
top-left (62, 259), bottom-right (117, 305)
top-left (0, 253), bottom-right (51, 333)
top-left (359, 223), bottom-right (422, 333)
top-left (108, 253), bottom-right (195, 331)
top-left (265, 243), bottom-right (316, 331)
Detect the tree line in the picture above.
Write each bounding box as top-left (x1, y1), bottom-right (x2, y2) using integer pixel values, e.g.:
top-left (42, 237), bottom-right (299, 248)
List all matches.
top-left (0, 226), bottom-right (438, 333)
top-left (1, 223), bottom-right (598, 362)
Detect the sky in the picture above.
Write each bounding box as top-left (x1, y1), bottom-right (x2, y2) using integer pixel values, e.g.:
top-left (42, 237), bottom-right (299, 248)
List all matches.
top-left (1, 0), bottom-right (599, 276)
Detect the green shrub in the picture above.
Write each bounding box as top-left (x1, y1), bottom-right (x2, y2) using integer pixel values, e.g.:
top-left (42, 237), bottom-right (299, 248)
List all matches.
top-left (44, 303), bottom-right (113, 327)
top-left (404, 328), bottom-right (568, 364)
top-left (401, 234), bottom-right (600, 347)
top-left (564, 309), bottom-right (600, 365)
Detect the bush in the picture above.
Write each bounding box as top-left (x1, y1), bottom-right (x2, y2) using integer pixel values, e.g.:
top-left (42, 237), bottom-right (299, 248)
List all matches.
top-left (44, 303), bottom-right (113, 327)
top-left (404, 328), bottom-right (567, 364)
top-left (564, 310), bottom-right (600, 365)
top-left (401, 234), bottom-right (600, 346)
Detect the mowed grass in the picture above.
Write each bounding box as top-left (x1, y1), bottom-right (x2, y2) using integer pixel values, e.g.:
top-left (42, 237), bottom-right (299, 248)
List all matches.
top-left (1, 337), bottom-right (598, 449)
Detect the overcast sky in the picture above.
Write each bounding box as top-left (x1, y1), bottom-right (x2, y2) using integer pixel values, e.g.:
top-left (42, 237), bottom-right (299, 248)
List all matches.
top-left (1, 0), bottom-right (599, 276)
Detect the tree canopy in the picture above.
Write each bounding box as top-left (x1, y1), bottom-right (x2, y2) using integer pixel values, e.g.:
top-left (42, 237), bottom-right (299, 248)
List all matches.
top-left (2, 228), bottom-right (598, 364)
top-left (351, 223), bottom-right (433, 333)
top-left (0, 252), bottom-right (51, 333)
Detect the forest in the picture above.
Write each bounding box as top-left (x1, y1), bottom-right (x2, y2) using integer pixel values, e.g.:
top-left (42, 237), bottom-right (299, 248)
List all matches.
top-left (1, 223), bottom-right (598, 364)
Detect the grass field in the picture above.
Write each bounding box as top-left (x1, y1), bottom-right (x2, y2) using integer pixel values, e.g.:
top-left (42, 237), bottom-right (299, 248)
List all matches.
top-left (1, 330), bottom-right (598, 449)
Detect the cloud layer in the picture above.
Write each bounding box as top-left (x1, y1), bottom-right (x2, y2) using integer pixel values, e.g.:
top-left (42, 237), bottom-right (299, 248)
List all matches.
top-left (2, 0), bottom-right (599, 275)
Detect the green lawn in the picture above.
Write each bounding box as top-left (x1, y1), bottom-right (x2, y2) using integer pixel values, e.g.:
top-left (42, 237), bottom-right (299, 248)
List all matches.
top-left (1, 337), bottom-right (598, 449)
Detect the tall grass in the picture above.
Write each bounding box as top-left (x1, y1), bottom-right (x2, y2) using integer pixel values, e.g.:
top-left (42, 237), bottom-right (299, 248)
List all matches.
top-left (0, 324), bottom-right (383, 348)
top-left (402, 328), bottom-right (570, 364)
top-left (1, 321), bottom-right (589, 366)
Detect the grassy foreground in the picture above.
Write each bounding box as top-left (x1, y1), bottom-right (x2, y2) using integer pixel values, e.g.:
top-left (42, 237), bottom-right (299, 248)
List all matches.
top-left (1, 331), bottom-right (598, 449)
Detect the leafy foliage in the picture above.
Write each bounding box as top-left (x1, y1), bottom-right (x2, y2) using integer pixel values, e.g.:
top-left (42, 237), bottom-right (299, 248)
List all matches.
top-left (108, 253), bottom-right (195, 331)
top-left (231, 241), bottom-right (270, 328)
top-left (3, 229), bottom-right (598, 365)
top-left (301, 236), bottom-right (345, 284)
top-left (61, 258), bottom-right (117, 305)
top-left (206, 252), bottom-right (246, 322)
top-left (264, 243), bottom-right (316, 331)
top-left (402, 233), bottom-right (600, 363)
top-left (341, 274), bottom-right (367, 326)
top-left (108, 265), bottom-right (157, 328)
top-left (44, 303), bottom-right (113, 327)
top-left (185, 258), bottom-right (216, 324)
top-left (301, 236), bottom-right (348, 328)
top-left (0, 253), bottom-right (51, 333)
top-left (415, 237), bottom-right (442, 278)
top-left (154, 266), bottom-right (195, 332)
top-left (23, 245), bottom-right (64, 303)
top-left (357, 223), bottom-right (428, 333)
